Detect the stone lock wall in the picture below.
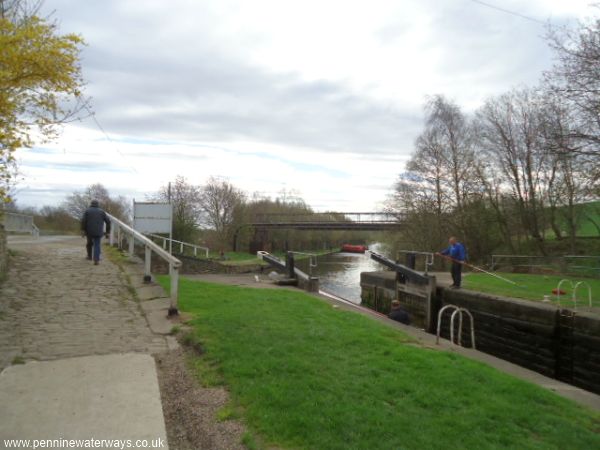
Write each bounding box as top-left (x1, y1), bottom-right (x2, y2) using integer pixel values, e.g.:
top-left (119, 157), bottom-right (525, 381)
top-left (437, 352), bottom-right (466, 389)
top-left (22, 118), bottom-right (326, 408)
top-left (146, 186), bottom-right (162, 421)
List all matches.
top-left (435, 288), bottom-right (600, 394)
top-left (360, 271), bottom-right (396, 314)
top-left (360, 270), bottom-right (600, 395)
top-left (360, 271), bottom-right (433, 329)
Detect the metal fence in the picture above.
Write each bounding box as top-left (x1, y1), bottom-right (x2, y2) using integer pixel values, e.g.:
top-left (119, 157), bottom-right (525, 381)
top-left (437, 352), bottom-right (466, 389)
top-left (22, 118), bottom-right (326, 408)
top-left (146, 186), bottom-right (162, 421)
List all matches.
top-left (147, 233), bottom-right (209, 258)
top-left (491, 254), bottom-right (600, 278)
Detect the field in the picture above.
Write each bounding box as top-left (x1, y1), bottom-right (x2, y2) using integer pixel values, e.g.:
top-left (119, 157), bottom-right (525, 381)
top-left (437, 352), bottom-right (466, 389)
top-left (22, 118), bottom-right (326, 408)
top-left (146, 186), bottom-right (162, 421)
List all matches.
top-left (551, 200), bottom-right (600, 238)
top-left (463, 272), bottom-right (600, 308)
top-left (159, 276), bottom-right (600, 450)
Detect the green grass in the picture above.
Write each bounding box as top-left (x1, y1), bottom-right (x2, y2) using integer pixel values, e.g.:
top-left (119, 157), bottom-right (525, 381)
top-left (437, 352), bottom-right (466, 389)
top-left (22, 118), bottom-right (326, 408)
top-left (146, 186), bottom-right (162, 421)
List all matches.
top-left (11, 355), bottom-right (25, 365)
top-left (463, 272), bottom-right (600, 307)
top-left (548, 200), bottom-right (600, 238)
top-left (159, 276), bottom-right (600, 450)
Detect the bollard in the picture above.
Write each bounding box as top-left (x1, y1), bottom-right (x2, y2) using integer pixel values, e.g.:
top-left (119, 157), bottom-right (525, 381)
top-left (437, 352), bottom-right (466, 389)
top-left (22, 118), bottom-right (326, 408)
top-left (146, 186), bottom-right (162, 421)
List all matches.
top-left (286, 251), bottom-right (295, 279)
top-left (144, 246), bottom-right (152, 283)
top-left (406, 252), bottom-right (416, 270)
top-left (168, 264), bottom-right (179, 316)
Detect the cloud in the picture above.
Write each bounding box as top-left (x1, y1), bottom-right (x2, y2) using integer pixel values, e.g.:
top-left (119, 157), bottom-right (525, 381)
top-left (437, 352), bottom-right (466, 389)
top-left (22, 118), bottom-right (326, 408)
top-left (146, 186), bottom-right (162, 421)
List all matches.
top-left (16, 0), bottom-right (595, 213)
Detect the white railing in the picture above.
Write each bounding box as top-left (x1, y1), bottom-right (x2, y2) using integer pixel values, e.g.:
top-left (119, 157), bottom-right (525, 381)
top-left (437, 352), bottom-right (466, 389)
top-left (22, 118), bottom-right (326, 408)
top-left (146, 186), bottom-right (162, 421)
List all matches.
top-left (108, 214), bottom-right (182, 315)
top-left (147, 233), bottom-right (209, 258)
top-left (1, 212), bottom-right (39, 237)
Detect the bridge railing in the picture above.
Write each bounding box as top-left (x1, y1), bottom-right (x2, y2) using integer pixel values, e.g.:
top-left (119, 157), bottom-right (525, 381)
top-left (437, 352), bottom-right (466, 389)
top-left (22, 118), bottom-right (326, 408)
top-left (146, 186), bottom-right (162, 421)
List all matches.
top-left (1, 212), bottom-right (39, 237)
top-left (108, 214), bottom-right (182, 315)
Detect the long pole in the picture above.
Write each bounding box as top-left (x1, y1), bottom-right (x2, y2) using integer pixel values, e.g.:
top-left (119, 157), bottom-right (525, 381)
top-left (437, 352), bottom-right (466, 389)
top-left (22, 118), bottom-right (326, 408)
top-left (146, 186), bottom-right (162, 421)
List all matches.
top-left (436, 253), bottom-right (518, 286)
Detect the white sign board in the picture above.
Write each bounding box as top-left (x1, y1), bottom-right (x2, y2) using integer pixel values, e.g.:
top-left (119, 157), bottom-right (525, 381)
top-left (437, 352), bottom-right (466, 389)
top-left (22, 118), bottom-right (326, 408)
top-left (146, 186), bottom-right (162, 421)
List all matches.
top-left (133, 202), bottom-right (172, 234)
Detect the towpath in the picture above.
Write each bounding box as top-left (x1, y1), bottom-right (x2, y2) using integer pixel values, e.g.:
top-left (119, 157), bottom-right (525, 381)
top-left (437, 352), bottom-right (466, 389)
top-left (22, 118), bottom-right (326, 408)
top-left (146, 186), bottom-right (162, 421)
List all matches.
top-left (0, 235), bottom-right (170, 448)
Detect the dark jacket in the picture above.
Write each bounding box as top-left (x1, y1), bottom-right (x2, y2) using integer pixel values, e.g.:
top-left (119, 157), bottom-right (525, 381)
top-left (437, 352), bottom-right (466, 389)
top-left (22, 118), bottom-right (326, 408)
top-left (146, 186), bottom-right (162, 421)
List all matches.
top-left (81, 206), bottom-right (111, 237)
top-left (388, 308), bottom-right (410, 325)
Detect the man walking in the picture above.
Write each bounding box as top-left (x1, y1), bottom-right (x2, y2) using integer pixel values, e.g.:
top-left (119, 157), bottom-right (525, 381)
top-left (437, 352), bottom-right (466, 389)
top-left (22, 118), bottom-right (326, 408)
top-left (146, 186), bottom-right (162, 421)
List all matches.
top-left (437, 237), bottom-right (467, 288)
top-left (81, 200), bottom-right (111, 265)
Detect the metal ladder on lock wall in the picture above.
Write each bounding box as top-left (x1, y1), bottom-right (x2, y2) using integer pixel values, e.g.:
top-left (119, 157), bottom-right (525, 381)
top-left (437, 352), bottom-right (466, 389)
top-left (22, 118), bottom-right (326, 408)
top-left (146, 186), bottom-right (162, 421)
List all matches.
top-left (436, 304), bottom-right (476, 349)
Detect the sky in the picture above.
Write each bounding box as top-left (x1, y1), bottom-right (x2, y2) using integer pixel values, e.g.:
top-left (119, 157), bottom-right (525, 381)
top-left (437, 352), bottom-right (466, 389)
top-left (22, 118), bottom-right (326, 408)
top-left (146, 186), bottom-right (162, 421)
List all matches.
top-left (13, 0), bottom-right (597, 211)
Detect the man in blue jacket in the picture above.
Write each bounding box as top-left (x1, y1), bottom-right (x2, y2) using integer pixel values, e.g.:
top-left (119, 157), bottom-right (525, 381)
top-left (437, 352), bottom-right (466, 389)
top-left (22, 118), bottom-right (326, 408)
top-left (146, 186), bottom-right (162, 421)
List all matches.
top-left (437, 237), bottom-right (467, 288)
top-left (81, 200), bottom-right (111, 265)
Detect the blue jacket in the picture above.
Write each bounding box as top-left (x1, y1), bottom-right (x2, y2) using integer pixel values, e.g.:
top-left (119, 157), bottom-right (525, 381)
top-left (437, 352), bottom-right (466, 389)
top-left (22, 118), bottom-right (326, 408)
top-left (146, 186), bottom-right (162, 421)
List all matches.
top-left (441, 242), bottom-right (466, 262)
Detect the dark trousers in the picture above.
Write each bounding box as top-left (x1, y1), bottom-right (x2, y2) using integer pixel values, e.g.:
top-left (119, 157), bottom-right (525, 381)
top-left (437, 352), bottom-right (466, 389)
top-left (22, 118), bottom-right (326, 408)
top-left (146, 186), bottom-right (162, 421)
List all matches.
top-left (451, 262), bottom-right (462, 287)
top-left (86, 236), bottom-right (102, 261)
top-left (86, 236), bottom-right (93, 259)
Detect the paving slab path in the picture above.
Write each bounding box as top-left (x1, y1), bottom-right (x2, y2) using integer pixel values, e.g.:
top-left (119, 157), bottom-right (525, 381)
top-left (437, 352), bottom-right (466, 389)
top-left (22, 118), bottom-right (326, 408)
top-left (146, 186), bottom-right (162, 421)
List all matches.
top-left (0, 236), bottom-right (168, 369)
top-left (0, 235), bottom-right (171, 449)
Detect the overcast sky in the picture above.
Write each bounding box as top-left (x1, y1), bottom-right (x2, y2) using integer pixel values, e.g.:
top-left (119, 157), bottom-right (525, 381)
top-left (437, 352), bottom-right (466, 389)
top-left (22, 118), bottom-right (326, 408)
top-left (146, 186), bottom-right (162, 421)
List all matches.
top-left (14, 0), bottom-right (596, 211)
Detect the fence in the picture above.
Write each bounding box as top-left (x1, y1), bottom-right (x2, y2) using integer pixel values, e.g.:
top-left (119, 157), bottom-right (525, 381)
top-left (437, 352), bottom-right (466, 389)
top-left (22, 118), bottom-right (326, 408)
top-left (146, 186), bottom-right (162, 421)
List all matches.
top-left (147, 233), bottom-right (209, 258)
top-left (108, 214), bottom-right (182, 315)
top-left (1, 212), bottom-right (39, 237)
top-left (491, 254), bottom-right (600, 277)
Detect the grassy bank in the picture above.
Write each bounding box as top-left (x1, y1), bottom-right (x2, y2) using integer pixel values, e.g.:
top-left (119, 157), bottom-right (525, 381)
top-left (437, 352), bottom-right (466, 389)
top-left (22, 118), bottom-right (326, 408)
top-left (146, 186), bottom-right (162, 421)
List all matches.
top-left (463, 272), bottom-right (600, 307)
top-left (159, 277), bottom-right (600, 449)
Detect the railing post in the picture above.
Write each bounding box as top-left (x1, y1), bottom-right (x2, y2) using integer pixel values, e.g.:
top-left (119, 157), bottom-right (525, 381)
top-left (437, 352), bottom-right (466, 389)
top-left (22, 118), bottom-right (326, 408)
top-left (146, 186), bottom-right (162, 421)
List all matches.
top-left (144, 246), bottom-right (152, 283)
top-left (286, 251), bottom-right (295, 279)
top-left (169, 264), bottom-right (179, 316)
top-left (194, 247), bottom-right (197, 257)
top-left (129, 232), bottom-right (135, 255)
top-left (109, 226), bottom-right (115, 246)
top-left (180, 242), bottom-right (183, 253)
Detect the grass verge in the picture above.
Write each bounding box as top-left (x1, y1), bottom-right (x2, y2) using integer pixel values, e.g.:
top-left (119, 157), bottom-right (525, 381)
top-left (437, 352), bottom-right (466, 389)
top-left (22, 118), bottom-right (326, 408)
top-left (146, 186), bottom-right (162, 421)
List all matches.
top-left (159, 276), bottom-right (600, 450)
top-left (463, 272), bottom-right (600, 307)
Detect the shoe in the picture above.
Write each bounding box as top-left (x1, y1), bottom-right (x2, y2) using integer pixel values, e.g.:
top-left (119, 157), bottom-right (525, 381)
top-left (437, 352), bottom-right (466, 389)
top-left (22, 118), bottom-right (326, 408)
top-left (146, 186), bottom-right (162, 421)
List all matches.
top-left (94, 260), bottom-right (99, 265)
top-left (450, 285), bottom-right (460, 289)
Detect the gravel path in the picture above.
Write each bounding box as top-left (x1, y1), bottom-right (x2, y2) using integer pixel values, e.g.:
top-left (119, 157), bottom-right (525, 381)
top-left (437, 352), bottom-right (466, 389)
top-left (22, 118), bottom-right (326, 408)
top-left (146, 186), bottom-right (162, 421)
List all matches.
top-left (0, 236), bottom-right (168, 369)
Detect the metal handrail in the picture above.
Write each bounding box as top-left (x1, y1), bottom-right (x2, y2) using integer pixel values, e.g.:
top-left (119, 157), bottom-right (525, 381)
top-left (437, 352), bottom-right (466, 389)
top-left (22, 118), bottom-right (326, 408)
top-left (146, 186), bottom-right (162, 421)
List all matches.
top-left (396, 249), bottom-right (434, 273)
top-left (289, 251), bottom-right (318, 275)
top-left (436, 304), bottom-right (476, 349)
top-left (147, 233), bottom-right (209, 258)
top-left (108, 214), bottom-right (182, 315)
top-left (556, 279), bottom-right (575, 308)
top-left (573, 281), bottom-right (592, 308)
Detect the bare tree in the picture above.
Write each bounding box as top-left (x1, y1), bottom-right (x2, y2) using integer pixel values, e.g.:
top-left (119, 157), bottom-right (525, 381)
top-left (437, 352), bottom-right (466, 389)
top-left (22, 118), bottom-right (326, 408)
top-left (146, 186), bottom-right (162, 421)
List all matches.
top-left (394, 96), bottom-right (477, 248)
top-left (475, 89), bottom-right (552, 253)
top-left (199, 177), bottom-right (246, 248)
top-left (545, 11), bottom-right (600, 157)
top-left (63, 184), bottom-right (130, 222)
top-left (153, 176), bottom-right (202, 243)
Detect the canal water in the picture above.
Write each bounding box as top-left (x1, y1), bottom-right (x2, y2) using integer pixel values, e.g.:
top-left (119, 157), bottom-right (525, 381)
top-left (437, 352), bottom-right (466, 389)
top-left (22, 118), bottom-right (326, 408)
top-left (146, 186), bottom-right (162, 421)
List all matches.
top-left (296, 244), bottom-right (388, 304)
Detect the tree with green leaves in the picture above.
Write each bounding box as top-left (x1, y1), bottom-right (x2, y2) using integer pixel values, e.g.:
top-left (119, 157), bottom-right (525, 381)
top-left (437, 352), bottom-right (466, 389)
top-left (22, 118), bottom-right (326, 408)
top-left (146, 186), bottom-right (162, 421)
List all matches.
top-left (0, 0), bottom-right (86, 203)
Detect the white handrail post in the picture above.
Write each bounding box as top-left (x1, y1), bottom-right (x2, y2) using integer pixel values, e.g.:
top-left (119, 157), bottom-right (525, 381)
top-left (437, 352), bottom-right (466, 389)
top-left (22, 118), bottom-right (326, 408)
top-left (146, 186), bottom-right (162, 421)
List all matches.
top-left (169, 264), bottom-right (179, 316)
top-left (106, 214), bottom-right (181, 316)
top-left (144, 246), bottom-right (152, 283)
top-left (117, 228), bottom-right (122, 250)
top-left (128, 232), bottom-right (135, 256)
top-left (109, 226), bottom-right (114, 246)
top-left (194, 247), bottom-right (197, 257)
top-left (180, 242), bottom-right (183, 253)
